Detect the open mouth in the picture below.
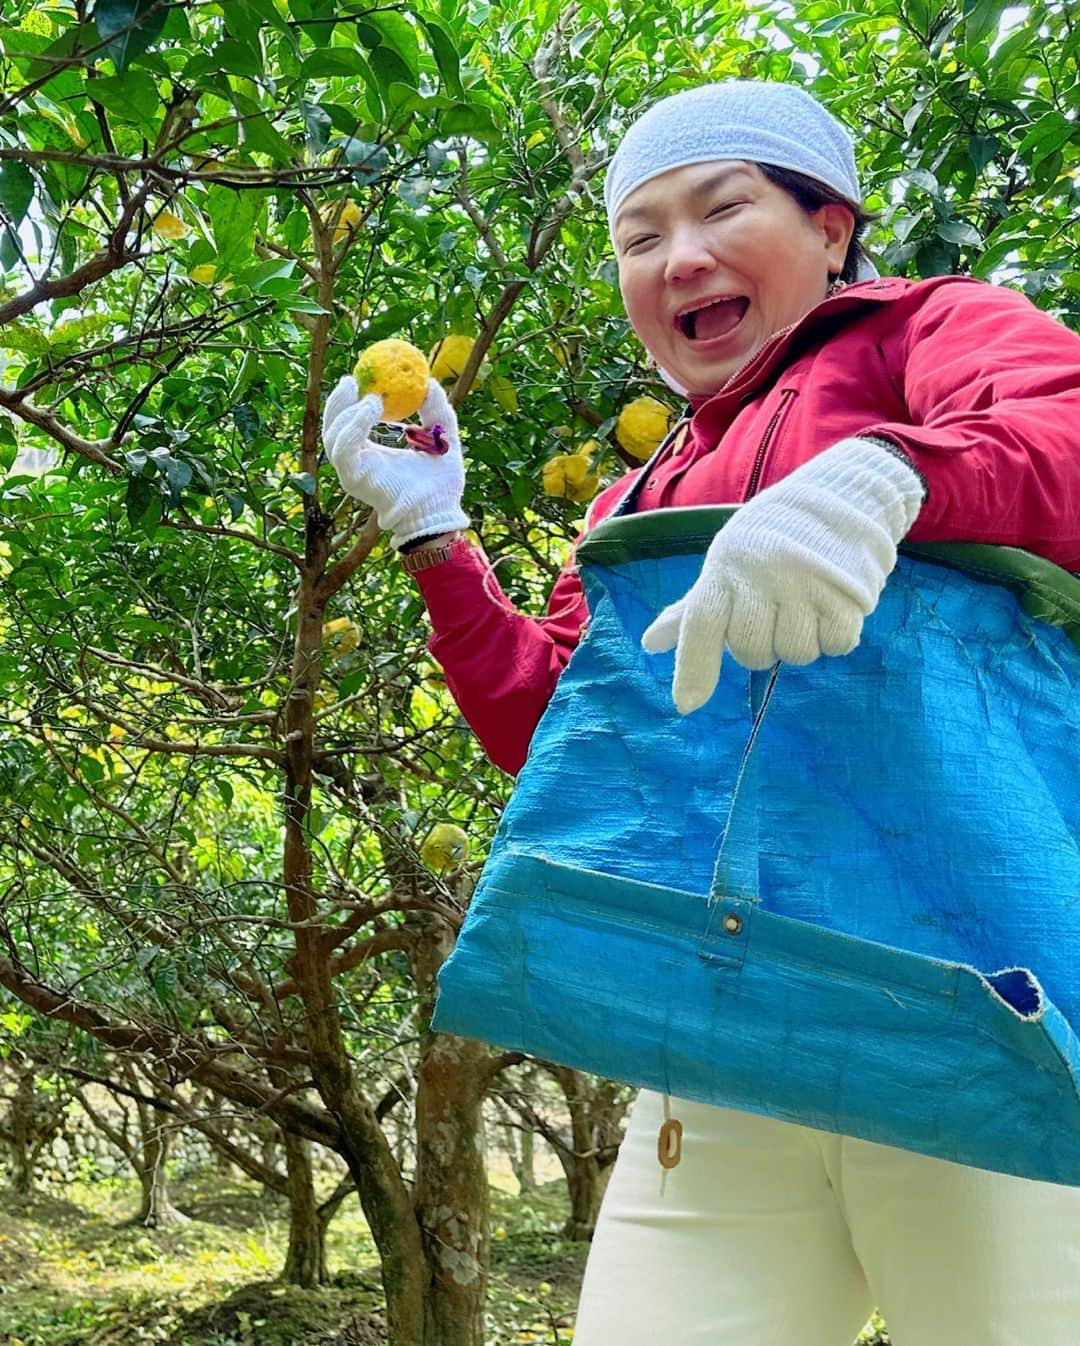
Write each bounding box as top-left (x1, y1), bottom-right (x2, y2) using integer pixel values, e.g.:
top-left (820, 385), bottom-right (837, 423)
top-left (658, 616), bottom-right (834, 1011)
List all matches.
top-left (678, 296), bottom-right (749, 341)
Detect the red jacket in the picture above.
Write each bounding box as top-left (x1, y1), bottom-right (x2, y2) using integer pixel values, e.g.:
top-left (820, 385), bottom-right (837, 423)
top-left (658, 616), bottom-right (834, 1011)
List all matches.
top-left (418, 275), bottom-right (1080, 774)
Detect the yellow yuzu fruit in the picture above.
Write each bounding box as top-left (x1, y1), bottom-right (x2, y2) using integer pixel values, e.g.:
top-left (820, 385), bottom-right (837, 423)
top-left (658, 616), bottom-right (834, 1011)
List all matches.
top-left (152, 211), bottom-right (187, 240)
top-left (542, 443), bottom-right (600, 503)
top-left (322, 617), bottom-right (360, 657)
top-left (313, 686), bottom-right (338, 713)
top-left (419, 822), bottom-right (469, 874)
top-left (488, 373), bottom-right (518, 413)
top-left (615, 395), bottom-right (672, 461)
top-left (20, 11), bottom-right (52, 34)
top-left (320, 199), bottom-right (364, 243)
top-left (429, 334), bottom-right (476, 383)
top-left (353, 338), bottom-right (430, 420)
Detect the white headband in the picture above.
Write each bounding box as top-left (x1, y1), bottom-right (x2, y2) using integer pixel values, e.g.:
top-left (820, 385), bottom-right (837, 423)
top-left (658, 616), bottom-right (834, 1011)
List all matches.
top-left (605, 81), bottom-right (864, 229)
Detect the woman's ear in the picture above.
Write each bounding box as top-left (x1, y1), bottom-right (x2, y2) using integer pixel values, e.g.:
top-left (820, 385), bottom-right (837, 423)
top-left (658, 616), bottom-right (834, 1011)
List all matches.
top-left (816, 202), bottom-right (856, 275)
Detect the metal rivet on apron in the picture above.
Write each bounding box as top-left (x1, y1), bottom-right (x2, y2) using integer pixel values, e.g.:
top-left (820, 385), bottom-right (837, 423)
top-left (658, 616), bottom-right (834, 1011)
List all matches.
top-left (722, 913), bottom-right (743, 935)
top-left (657, 1117), bottom-right (683, 1169)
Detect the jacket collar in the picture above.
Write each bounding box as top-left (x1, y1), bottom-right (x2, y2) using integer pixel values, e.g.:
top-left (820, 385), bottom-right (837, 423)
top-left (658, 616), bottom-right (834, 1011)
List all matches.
top-left (687, 276), bottom-right (913, 420)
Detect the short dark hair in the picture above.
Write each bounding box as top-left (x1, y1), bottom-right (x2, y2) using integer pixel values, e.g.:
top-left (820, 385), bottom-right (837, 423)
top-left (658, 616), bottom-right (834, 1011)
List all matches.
top-left (756, 163), bottom-right (877, 285)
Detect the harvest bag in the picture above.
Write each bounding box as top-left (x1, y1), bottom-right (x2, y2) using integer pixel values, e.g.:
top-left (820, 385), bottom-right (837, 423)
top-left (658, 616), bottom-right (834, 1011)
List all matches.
top-left (432, 507), bottom-right (1080, 1185)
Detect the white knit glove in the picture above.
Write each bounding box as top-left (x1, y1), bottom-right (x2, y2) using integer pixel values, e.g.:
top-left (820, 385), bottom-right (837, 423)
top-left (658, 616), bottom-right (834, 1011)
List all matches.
top-left (642, 437), bottom-right (926, 714)
top-left (322, 376), bottom-right (469, 550)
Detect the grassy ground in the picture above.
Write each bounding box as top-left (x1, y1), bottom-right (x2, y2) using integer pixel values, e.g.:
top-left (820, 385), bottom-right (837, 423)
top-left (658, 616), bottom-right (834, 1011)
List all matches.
top-left (0, 1173), bottom-right (890, 1345)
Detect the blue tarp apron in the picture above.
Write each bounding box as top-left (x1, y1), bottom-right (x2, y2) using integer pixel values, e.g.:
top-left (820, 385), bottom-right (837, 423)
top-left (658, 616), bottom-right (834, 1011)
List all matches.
top-left (433, 506), bottom-right (1080, 1185)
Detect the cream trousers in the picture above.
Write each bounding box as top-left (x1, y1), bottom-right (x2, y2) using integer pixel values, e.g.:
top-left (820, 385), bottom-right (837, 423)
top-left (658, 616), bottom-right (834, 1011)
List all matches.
top-left (573, 1089), bottom-right (1080, 1345)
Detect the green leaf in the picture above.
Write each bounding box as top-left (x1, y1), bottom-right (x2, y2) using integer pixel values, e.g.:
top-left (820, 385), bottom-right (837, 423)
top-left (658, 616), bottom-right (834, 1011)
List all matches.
top-left (440, 103), bottom-right (500, 141)
top-left (962, 0), bottom-right (1005, 49)
top-left (157, 453), bottom-right (193, 493)
top-left (299, 48), bottom-right (374, 78)
top-left (891, 213), bottom-right (921, 244)
top-left (915, 238), bottom-right (958, 277)
top-left (280, 296), bottom-right (330, 314)
top-left (87, 71), bottom-right (159, 123)
top-left (347, 141), bottom-right (389, 187)
top-left (812, 11), bottom-right (870, 36)
top-left (301, 100), bottom-right (332, 150)
top-left (225, 90), bottom-right (292, 163)
top-left (385, 83), bottom-right (429, 119)
top-left (152, 958), bottom-right (178, 1003)
top-left (971, 235), bottom-right (1025, 279)
top-left (125, 473), bottom-right (155, 525)
top-left (936, 219), bottom-right (982, 246)
top-left (968, 135), bottom-right (999, 173)
top-left (207, 185), bottom-right (261, 274)
top-left (214, 37), bottom-right (264, 78)
top-left (80, 753), bottom-right (105, 784)
top-left (901, 168), bottom-right (940, 196)
top-left (233, 403), bottom-right (261, 443)
top-left (1016, 111), bottom-right (1074, 167)
top-left (361, 12), bottom-right (420, 81)
top-left (93, 0), bottom-right (169, 72)
top-left (234, 258), bottom-right (296, 291)
top-left (238, 0), bottom-right (288, 32)
top-left (419, 16), bottom-right (463, 99)
top-left (397, 176), bottom-right (431, 208)
top-left (367, 44), bottom-right (416, 95)
top-left (488, 374), bottom-right (519, 414)
top-left (288, 471), bottom-right (316, 495)
top-left (0, 163), bottom-right (35, 226)
top-left (0, 226), bottom-right (20, 270)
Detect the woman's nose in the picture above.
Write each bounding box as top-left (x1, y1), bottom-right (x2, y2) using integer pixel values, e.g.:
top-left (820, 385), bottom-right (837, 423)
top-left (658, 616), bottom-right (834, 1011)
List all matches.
top-left (664, 226), bottom-right (717, 284)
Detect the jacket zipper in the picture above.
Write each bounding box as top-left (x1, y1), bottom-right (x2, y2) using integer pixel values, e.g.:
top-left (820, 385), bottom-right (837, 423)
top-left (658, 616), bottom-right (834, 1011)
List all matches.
top-left (744, 388), bottom-right (796, 500)
top-left (720, 320), bottom-right (797, 399)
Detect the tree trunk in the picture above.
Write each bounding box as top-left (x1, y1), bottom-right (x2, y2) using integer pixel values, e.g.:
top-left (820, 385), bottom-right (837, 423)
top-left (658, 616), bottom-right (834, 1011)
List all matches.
top-left (546, 1066), bottom-right (614, 1242)
top-left (282, 1130), bottom-right (327, 1287)
top-left (283, 505), bottom-right (430, 1345)
top-left (517, 1124), bottom-right (537, 1196)
top-left (559, 1149), bottom-right (609, 1241)
top-left (8, 1069), bottom-right (35, 1199)
top-left (411, 913), bottom-right (491, 1346)
top-left (134, 1123), bottom-right (187, 1227)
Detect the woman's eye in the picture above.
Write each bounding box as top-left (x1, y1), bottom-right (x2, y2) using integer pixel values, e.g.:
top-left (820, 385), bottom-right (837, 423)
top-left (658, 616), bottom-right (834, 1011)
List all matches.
top-left (707, 201), bottom-right (742, 219)
top-left (624, 235), bottom-right (656, 253)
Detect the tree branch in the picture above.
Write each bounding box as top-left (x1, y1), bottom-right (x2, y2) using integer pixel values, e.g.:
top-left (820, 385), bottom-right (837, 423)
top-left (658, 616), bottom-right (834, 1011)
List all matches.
top-left (160, 516), bottom-right (305, 571)
top-left (317, 513), bottom-right (381, 599)
top-left (0, 949), bottom-right (340, 1147)
top-left (0, 184), bottom-right (150, 328)
top-left (0, 388), bottom-right (126, 471)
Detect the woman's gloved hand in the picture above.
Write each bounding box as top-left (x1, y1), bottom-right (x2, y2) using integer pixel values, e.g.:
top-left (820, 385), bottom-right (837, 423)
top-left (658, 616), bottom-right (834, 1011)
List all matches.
top-left (642, 437), bottom-right (926, 714)
top-left (321, 376), bottom-right (469, 550)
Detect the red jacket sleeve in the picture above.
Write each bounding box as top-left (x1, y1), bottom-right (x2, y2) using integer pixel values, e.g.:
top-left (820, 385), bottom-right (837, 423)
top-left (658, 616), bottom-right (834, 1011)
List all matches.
top-left (863, 278), bottom-right (1080, 570)
top-left (415, 539), bottom-right (590, 775)
top-left (414, 477), bottom-right (639, 775)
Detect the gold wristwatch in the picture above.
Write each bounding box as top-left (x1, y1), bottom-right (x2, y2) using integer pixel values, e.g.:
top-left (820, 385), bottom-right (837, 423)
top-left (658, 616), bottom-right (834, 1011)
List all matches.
top-left (398, 534), bottom-right (457, 574)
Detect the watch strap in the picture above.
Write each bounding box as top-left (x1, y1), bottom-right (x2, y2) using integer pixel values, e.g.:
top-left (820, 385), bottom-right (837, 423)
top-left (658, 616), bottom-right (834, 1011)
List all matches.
top-left (399, 538), bottom-right (456, 574)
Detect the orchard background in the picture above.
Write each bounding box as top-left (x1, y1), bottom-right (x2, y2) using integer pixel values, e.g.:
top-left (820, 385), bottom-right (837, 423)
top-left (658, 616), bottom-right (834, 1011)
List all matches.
top-left (0, 1), bottom-right (1076, 1343)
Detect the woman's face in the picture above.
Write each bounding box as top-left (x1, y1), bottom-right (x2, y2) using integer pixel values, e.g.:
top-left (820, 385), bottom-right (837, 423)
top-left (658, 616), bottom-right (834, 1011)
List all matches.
top-left (613, 160), bottom-right (854, 398)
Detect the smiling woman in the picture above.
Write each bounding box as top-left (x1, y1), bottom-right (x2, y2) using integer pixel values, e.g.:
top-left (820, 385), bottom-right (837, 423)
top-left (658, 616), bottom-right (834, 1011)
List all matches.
top-left (612, 160), bottom-right (854, 396)
top-left (603, 82), bottom-right (877, 400)
top-left (325, 75), bottom-right (1080, 1346)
